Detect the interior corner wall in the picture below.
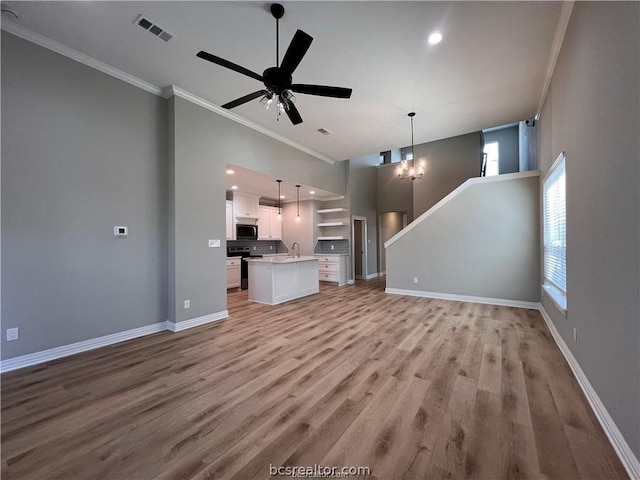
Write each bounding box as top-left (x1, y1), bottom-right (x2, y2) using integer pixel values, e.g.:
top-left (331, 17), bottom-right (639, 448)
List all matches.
top-left (537, 2), bottom-right (639, 458)
top-left (484, 125), bottom-right (520, 174)
top-left (412, 132), bottom-right (482, 218)
top-left (348, 154), bottom-right (379, 276)
top-left (170, 96), bottom-right (348, 323)
top-left (1, 32), bottom-right (169, 359)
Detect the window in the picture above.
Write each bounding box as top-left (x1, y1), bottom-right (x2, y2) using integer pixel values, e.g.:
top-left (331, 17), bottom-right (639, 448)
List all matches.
top-left (543, 152), bottom-right (567, 312)
top-left (484, 142), bottom-right (499, 176)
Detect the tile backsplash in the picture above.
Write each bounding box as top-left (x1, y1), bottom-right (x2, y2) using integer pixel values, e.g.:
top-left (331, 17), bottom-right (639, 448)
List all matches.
top-left (227, 240), bottom-right (288, 254)
top-left (314, 239), bottom-right (349, 254)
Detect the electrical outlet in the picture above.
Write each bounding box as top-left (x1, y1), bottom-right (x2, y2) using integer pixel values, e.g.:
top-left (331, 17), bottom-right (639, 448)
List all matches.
top-left (573, 328), bottom-right (577, 342)
top-left (6, 327), bottom-right (19, 341)
top-left (368, 238), bottom-right (371, 244)
top-left (184, 300), bottom-right (190, 309)
top-left (331, 244), bottom-right (335, 250)
top-left (270, 245), bottom-right (273, 250)
top-left (208, 239), bottom-right (220, 248)
top-left (253, 246), bottom-right (256, 250)
top-left (413, 277), bottom-right (418, 284)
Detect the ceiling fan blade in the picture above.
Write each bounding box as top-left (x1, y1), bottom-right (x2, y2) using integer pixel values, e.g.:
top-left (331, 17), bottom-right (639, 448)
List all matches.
top-left (291, 84), bottom-right (352, 99)
top-left (280, 30), bottom-right (313, 77)
top-left (221, 90), bottom-right (269, 109)
top-left (285, 102), bottom-right (303, 125)
top-left (197, 51), bottom-right (263, 82)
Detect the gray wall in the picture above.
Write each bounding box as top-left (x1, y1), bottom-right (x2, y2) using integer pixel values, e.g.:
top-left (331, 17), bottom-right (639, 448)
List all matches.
top-left (537, 2), bottom-right (639, 457)
top-left (170, 96), bottom-right (347, 323)
top-left (386, 175), bottom-right (540, 302)
top-left (484, 125), bottom-right (520, 174)
top-left (412, 132), bottom-right (482, 218)
top-left (377, 163), bottom-right (414, 221)
top-left (379, 212), bottom-right (403, 274)
top-left (348, 154), bottom-right (379, 276)
top-left (1, 32), bottom-right (168, 359)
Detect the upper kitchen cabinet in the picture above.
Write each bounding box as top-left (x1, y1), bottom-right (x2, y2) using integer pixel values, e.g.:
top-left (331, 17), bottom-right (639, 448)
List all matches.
top-left (258, 206), bottom-right (282, 240)
top-left (225, 200), bottom-right (234, 240)
top-left (233, 192), bottom-right (259, 220)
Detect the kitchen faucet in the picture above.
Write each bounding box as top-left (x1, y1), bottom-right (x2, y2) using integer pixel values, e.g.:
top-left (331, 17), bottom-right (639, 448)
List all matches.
top-left (291, 242), bottom-right (300, 257)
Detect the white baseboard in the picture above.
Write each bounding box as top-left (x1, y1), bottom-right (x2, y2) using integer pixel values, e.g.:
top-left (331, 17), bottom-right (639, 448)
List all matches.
top-left (366, 272), bottom-right (379, 280)
top-left (384, 288), bottom-right (539, 310)
top-left (0, 322), bottom-right (167, 373)
top-left (538, 305), bottom-right (640, 480)
top-left (1, 309), bottom-right (230, 373)
top-left (166, 310), bottom-right (228, 332)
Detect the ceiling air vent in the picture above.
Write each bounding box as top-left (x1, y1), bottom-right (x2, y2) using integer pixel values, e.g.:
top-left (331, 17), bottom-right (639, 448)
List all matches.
top-left (135, 14), bottom-right (174, 42)
top-left (317, 128), bottom-right (331, 135)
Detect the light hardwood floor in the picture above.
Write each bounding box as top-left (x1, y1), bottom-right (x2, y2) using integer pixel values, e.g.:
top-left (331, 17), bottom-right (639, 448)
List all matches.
top-left (1, 279), bottom-right (627, 479)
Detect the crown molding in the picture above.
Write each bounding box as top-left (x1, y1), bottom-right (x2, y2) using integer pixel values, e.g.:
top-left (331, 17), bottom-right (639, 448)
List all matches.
top-left (165, 86), bottom-right (336, 165)
top-left (536, 1), bottom-right (574, 119)
top-left (2, 21), bottom-right (337, 165)
top-left (1, 19), bottom-right (163, 96)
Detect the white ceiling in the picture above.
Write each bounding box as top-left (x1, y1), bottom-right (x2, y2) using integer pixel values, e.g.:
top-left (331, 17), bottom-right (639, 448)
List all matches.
top-left (226, 164), bottom-right (342, 202)
top-left (3, 1), bottom-right (562, 162)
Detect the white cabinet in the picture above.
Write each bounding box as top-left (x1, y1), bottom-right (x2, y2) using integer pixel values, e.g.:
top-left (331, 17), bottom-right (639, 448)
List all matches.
top-left (226, 257), bottom-right (241, 289)
top-left (233, 192), bottom-right (259, 219)
top-left (258, 206), bottom-right (282, 240)
top-left (225, 201), bottom-right (234, 240)
top-left (315, 255), bottom-right (348, 286)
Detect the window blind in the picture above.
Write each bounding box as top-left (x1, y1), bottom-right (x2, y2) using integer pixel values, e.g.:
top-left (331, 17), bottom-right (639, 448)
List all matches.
top-left (543, 156), bottom-right (566, 295)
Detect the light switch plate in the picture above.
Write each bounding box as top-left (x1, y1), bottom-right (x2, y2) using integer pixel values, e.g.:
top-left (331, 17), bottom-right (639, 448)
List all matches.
top-left (209, 239), bottom-right (221, 248)
top-left (6, 327), bottom-right (19, 341)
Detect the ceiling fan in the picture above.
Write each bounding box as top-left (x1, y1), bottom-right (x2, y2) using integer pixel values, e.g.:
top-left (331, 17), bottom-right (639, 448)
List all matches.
top-left (196, 3), bottom-right (352, 125)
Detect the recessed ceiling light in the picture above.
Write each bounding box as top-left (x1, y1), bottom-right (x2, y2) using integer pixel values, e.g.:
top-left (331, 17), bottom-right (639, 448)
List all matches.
top-left (226, 169), bottom-right (234, 174)
top-left (309, 191), bottom-right (316, 195)
top-left (428, 31), bottom-right (443, 45)
top-left (231, 185), bottom-right (238, 190)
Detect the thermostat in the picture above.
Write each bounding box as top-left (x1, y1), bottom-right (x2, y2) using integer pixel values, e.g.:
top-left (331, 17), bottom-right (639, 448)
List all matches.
top-left (114, 226), bottom-right (128, 237)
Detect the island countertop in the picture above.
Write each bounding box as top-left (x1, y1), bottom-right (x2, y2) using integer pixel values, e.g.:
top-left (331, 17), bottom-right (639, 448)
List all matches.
top-left (245, 256), bottom-right (318, 264)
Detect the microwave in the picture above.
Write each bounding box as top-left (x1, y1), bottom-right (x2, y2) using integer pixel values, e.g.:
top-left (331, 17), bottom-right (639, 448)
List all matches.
top-left (236, 224), bottom-right (258, 240)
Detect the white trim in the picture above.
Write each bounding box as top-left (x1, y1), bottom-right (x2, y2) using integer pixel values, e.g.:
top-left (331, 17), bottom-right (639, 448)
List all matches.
top-left (385, 171), bottom-right (540, 248)
top-left (347, 279), bottom-right (355, 285)
top-left (536, 1), bottom-right (574, 120)
top-left (166, 86), bottom-right (337, 165)
top-left (0, 322), bottom-right (167, 373)
top-left (166, 310), bottom-right (229, 332)
top-left (0, 309), bottom-right (229, 372)
top-left (385, 288), bottom-right (539, 310)
top-left (365, 273), bottom-right (379, 280)
top-left (1, 19), bottom-right (163, 96)
top-left (539, 305), bottom-right (640, 480)
top-left (541, 284), bottom-right (567, 315)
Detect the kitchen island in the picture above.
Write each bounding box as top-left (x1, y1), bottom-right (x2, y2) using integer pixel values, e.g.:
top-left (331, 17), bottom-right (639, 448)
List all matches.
top-left (245, 256), bottom-right (319, 305)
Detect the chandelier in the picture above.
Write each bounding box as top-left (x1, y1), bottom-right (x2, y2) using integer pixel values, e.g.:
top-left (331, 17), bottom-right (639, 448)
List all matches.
top-left (396, 112), bottom-right (425, 180)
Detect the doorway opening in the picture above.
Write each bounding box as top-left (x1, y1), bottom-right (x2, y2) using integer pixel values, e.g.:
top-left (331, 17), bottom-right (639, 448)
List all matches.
top-left (352, 216), bottom-right (367, 280)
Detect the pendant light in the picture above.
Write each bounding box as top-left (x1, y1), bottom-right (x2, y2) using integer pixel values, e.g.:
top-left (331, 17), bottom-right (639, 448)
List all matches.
top-left (396, 112), bottom-right (426, 180)
top-left (276, 179), bottom-right (282, 220)
top-left (295, 185), bottom-right (301, 222)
